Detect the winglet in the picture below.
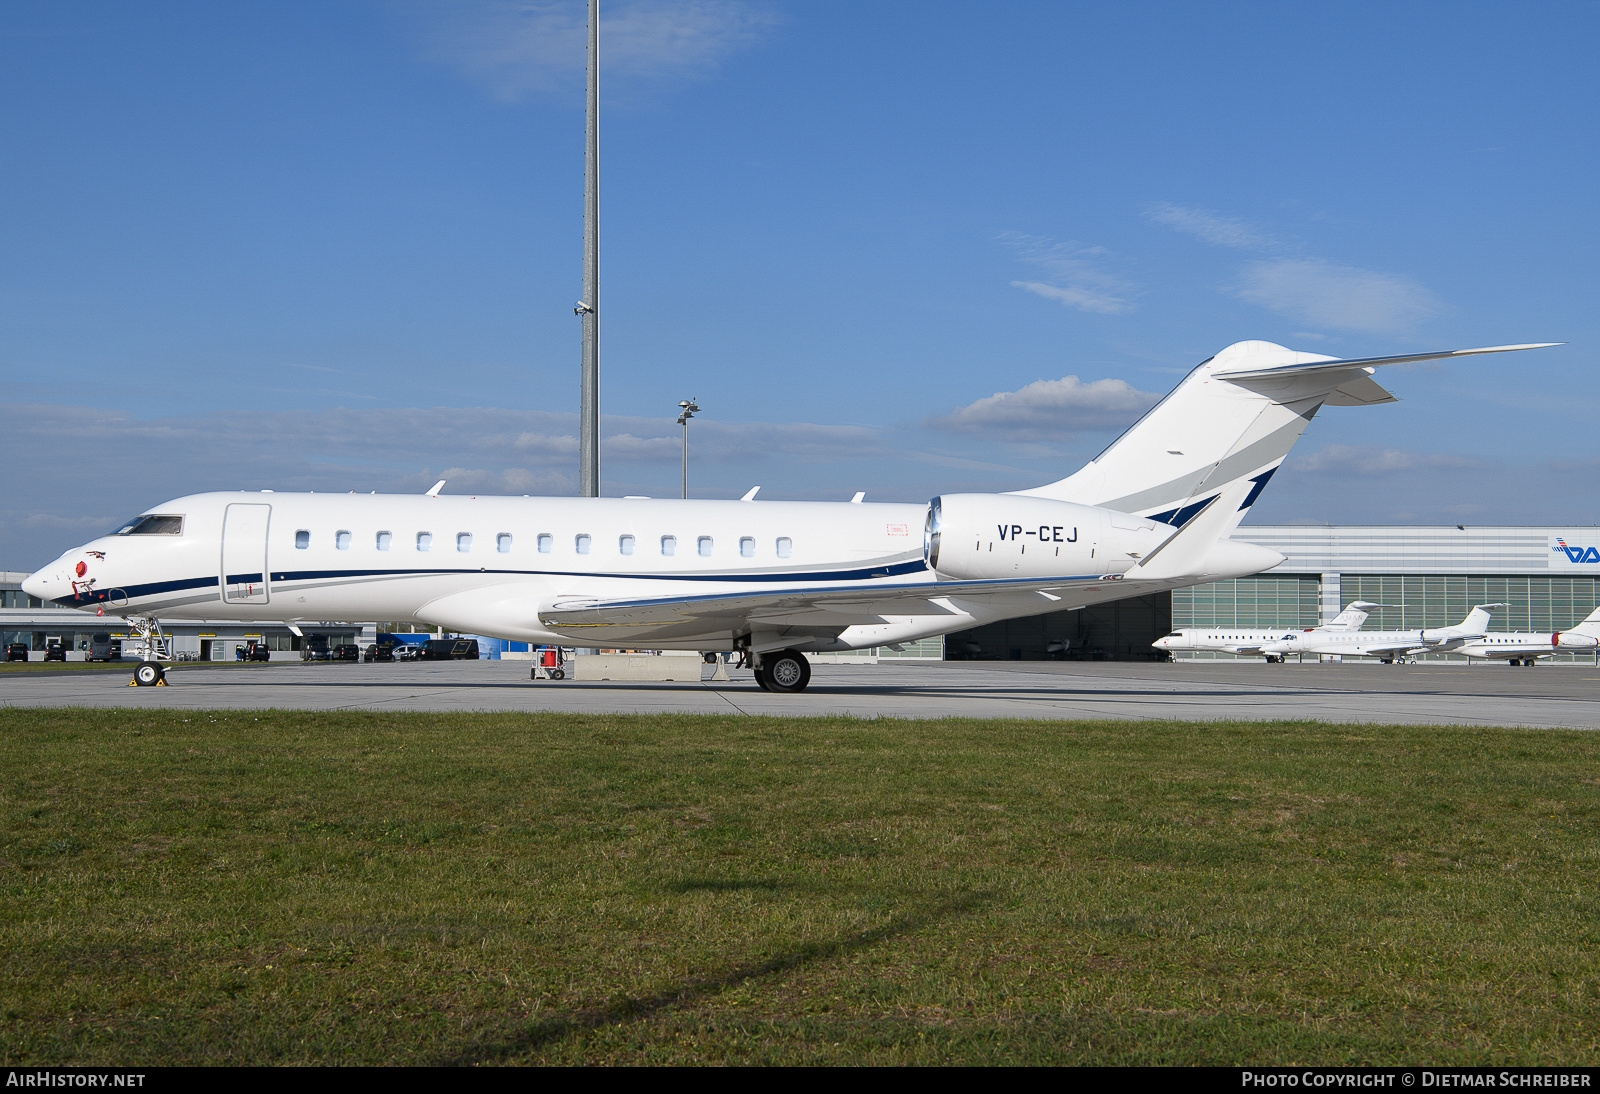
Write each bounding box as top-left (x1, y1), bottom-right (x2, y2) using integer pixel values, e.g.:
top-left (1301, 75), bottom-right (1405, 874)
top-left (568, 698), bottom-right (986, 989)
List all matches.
top-left (426, 480), bottom-right (446, 497)
top-left (740, 486), bottom-right (760, 501)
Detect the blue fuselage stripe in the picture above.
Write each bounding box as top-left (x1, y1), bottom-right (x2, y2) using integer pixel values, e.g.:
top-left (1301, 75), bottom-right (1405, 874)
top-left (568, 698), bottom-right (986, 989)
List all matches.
top-left (52, 559), bottom-right (932, 609)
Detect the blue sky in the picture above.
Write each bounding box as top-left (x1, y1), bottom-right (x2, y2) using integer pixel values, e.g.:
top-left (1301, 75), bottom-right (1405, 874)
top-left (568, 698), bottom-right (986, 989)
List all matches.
top-left (3, 0), bottom-right (1596, 568)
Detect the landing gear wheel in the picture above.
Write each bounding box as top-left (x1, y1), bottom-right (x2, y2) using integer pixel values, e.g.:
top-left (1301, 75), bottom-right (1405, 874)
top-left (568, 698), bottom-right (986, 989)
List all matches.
top-left (752, 664), bottom-right (771, 691)
top-left (762, 649), bottom-right (811, 693)
top-left (134, 661), bottom-right (164, 686)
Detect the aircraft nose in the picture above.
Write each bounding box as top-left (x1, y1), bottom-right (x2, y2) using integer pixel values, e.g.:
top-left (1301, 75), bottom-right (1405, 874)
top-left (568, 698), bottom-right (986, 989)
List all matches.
top-left (21, 569), bottom-right (55, 601)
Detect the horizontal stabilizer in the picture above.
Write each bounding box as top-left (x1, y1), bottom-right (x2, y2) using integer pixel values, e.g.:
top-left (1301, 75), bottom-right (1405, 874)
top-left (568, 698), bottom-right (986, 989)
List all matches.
top-left (1212, 343), bottom-right (1561, 381)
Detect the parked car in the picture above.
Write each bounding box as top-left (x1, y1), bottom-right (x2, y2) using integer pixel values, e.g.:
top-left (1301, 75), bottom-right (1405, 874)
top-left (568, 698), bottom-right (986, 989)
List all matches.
top-left (5, 643), bottom-right (28, 662)
top-left (236, 641), bottom-right (271, 662)
top-left (333, 644), bottom-right (361, 662)
top-left (301, 635), bottom-right (332, 662)
top-left (392, 644), bottom-right (423, 662)
top-left (87, 633), bottom-right (122, 662)
top-left (43, 639), bottom-right (67, 663)
top-left (363, 643), bottom-right (395, 662)
top-left (422, 638), bottom-right (480, 661)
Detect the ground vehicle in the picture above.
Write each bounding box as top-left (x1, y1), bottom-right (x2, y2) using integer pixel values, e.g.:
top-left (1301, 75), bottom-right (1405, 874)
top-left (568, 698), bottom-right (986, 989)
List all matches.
top-left (422, 638), bottom-right (479, 660)
top-left (235, 641), bottom-right (271, 662)
top-left (300, 635), bottom-right (332, 662)
top-left (530, 645), bottom-right (566, 680)
top-left (393, 643), bottom-right (423, 661)
top-left (333, 644), bottom-right (361, 662)
top-left (5, 643), bottom-right (28, 662)
top-left (363, 643), bottom-right (394, 662)
top-left (87, 633), bottom-right (122, 662)
top-left (44, 639), bottom-right (67, 662)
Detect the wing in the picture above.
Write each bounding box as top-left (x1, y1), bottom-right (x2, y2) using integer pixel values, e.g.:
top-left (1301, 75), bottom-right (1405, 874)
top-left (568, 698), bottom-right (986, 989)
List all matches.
top-left (538, 571), bottom-right (1149, 646)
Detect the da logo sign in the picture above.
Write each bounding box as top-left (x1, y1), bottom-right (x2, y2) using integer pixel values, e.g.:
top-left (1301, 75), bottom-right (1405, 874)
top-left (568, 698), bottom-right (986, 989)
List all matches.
top-left (1553, 538), bottom-right (1600, 564)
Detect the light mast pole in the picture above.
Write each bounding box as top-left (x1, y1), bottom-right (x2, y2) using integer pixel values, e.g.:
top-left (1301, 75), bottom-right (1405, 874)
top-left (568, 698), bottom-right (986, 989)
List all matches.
top-left (577, 0), bottom-right (600, 497)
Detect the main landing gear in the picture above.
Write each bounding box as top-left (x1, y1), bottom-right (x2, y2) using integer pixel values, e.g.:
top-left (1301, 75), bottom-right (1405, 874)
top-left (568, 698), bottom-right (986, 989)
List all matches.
top-left (752, 648), bottom-right (811, 693)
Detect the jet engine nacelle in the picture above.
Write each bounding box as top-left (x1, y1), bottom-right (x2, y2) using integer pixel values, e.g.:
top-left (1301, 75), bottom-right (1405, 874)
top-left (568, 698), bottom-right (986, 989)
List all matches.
top-left (1555, 631), bottom-right (1599, 650)
top-left (924, 493), bottom-right (1174, 580)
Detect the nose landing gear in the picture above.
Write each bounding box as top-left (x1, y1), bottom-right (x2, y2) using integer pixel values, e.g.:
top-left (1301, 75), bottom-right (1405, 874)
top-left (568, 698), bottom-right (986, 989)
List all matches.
top-left (131, 661), bottom-right (167, 686)
top-left (124, 617), bottom-right (171, 686)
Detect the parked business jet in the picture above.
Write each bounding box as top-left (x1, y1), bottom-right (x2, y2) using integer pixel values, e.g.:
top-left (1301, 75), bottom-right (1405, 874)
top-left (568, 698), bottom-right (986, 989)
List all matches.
top-left (1258, 604), bottom-right (1505, 663)
top-left (22, 340), bottom-right (1555, 690)
top-left (1152, 601), bottom-right (1389, 662)
top-left (1455, 606), bottom-right (1600, 665)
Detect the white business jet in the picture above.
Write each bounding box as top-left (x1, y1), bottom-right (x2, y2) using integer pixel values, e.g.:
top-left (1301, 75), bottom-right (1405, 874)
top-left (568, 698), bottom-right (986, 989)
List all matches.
top-left (1259, 604), bottom-right (1505, 663)
top-left (1455, 606), bottom-right (1600, 665)
top-left (22, 340), bottom-right (1555, 690)
top-left (1152, 601), bottom-right (1389, 662)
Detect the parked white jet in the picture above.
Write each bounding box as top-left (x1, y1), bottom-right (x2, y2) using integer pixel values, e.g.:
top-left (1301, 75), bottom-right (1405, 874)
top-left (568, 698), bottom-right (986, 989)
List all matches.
top-left (1455, 606), bottom-right (1600, 665)
top-left (1259, 604), bottom-right (1505, 663)
top-left (22, 340), bottom-right (1555, 690)
top-left (1152, 601), bottom-right (1389, 662)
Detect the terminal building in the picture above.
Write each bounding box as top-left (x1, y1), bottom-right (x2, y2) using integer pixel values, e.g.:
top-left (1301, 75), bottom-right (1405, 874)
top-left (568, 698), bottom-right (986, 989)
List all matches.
top-left (7, 524), bottom-right (1600, 663)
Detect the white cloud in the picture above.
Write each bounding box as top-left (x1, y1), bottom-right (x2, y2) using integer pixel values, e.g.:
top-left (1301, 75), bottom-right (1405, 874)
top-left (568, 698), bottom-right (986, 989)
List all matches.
top-left (926, 376), bottom-right (1160, 442)
top-left (999, 232), bottom-right (1137, 315)
top-left (1144, 202), bottom-right (1276, 250)
top-left (1291, 444), bottom-right (1478, 475)
top-left (1234, 258), bottom-right (1443, 334)
top-left (420, 0), bottom-right (781, 99)
top-left (1009, 281), bottom-right (1131, 316)
top-left (0, 400), bottom-right (898, 566)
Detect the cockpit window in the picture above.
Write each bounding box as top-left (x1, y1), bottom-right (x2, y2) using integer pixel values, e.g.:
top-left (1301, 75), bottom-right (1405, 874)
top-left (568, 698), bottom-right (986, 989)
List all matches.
top-left (113, 514), bottom-right (184, 536)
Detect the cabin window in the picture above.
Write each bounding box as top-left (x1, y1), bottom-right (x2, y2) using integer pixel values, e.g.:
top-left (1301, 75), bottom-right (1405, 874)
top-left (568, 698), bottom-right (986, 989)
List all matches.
top-left (776, 537), bottom-right (792, 558)
top-left (661, 535), bottom-right (676, 557)
top-left (336, 530), bottom-right (351, 551)
top-left (698, 536), bottom-right (713, 557)
top-left (457, 532), bottom-right (472, 553)
top-left (575, 534), bottom-right (591, 555)
top-left (294, 530), bottom-right (310, 550)
top-left (740, 537), bottom-right (754, 558)
top-left (417, 532), bottom-right (432, 552)
top-left (376, 531), bottom-right (392, 551)
top-left (619, 534), bottom-right (635, 556)
top-left (496, 533), bottom-right (512, 553)
top-left (537, 533), bottom-right (552, 553)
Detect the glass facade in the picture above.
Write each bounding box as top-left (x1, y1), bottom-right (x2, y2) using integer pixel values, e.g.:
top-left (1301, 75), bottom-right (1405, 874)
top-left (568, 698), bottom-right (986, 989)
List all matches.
top-left (1172, 576), bottom-right (1321, 630)
top-left (1174, 573), bottom-right (1600, 661)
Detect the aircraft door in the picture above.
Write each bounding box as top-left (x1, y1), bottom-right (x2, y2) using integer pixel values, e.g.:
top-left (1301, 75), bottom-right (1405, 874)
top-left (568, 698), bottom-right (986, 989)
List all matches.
top-left (221, 503), bottom-right (271, 604)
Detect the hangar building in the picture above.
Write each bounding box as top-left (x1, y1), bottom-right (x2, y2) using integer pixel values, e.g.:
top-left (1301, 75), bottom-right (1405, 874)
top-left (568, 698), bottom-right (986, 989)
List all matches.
top-left (944, 525), bottom-right (1600, 662)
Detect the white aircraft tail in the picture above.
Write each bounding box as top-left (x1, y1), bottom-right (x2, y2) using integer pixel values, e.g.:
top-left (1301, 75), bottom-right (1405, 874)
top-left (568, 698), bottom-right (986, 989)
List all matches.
top-left (1011, 341), bottom-right (1557, 535)
top-left (1565, 605), bottom-right (1600, 638)
top-left (1325, 600), bottom-right (1388, 631)
top-left (1458, 603), bottom-right (1504, 634)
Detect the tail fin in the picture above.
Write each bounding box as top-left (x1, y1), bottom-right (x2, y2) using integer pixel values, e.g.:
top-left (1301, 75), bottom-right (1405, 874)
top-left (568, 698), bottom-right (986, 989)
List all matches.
top-left (1459, 603), bottom-right (1505, 634)
top-left (1011, 341), bottom-right (1558, 534)
top-left (1325, 601), bottom-right (1388, 631)
top-left (1566, 605), bottom-right (1600, 637)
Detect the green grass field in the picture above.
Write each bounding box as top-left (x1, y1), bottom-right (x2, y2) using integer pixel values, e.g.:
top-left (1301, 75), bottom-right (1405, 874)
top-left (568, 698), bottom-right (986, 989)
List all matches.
top-left (3, 708), bottom-right (1597, 1065)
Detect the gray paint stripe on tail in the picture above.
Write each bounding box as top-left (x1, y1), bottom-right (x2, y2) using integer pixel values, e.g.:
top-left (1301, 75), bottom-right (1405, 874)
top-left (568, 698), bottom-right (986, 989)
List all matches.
top-left (1096, 417), bottom-right (1314, 515)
